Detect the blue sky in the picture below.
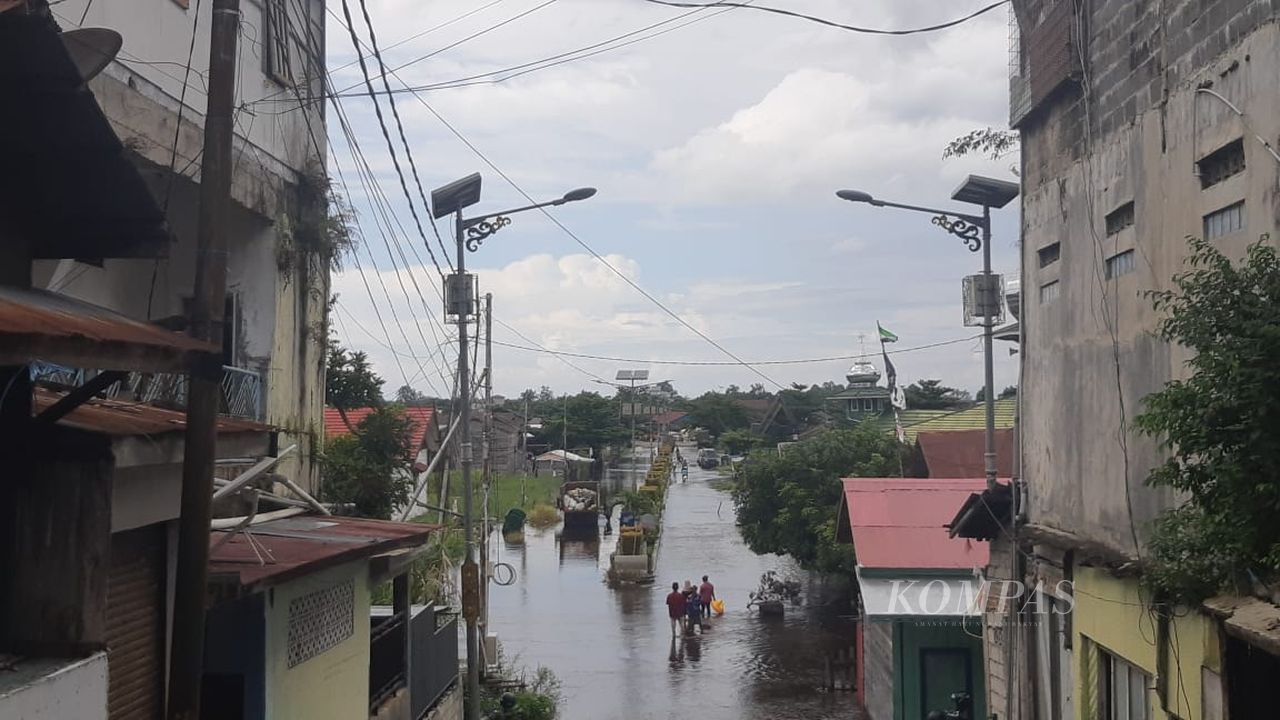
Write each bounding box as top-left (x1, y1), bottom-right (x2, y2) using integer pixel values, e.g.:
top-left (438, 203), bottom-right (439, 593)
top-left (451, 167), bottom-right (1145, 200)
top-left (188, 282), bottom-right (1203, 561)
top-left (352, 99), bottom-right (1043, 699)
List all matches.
top-left (325, 0), bottom-right (1022, 398)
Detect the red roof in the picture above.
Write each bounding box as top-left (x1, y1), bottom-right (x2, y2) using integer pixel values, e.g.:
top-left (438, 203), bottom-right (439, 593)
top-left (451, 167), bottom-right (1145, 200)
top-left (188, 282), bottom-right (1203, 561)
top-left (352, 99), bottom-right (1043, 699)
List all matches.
top-left (324, 406), bottom-right (437, 452)
top-left (208, 515), bottom-right (436, 591)
top-left (841, 478), bottom-right (989, 570)
top-left (916, 428), bottom-right (1015, 478)
top-left (651, 411), bottom-right (688, 425)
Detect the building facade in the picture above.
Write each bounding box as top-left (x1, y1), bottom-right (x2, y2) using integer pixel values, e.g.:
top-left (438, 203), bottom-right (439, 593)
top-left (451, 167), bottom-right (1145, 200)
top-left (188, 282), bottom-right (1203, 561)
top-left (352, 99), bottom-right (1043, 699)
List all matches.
top-left (1007, 1), bottom-right (1280, 718)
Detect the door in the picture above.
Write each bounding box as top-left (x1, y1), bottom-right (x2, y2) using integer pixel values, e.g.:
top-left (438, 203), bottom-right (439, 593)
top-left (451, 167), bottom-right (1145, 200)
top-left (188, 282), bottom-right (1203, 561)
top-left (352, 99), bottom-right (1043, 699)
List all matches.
top-left (106, 526), bottom-right (166, 720)
top-left (920, 647), bottom-right (973, 718)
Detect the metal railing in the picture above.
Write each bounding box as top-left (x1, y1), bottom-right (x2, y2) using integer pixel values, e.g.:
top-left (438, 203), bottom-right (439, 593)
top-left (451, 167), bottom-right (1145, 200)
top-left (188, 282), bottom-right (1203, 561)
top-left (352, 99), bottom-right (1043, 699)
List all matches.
top-left (31, 363), bottom-right (265, 421)
top-left (412, 606), bottom-right (460, 718)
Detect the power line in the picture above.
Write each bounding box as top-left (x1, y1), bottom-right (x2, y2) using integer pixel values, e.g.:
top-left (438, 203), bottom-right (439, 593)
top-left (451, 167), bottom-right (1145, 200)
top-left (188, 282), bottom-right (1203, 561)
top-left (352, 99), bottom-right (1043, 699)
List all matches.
top-left (489, 334), bottom-right (983, 366)
top-left (352, 0), bottom-right (454, 268)
top-left (338, 0), bottom-right (448, 276)
top-left (491, 317), bottom-right (610, 384)
top-left (641, 0), bottom-right (1009, 35)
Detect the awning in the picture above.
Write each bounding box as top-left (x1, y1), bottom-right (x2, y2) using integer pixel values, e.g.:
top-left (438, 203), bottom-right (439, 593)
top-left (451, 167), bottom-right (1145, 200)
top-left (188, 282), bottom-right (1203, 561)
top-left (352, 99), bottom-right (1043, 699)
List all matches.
top-left (0, 285), bottom-right (216, 372)
top-left (857, 569), bottom-right (984, 619)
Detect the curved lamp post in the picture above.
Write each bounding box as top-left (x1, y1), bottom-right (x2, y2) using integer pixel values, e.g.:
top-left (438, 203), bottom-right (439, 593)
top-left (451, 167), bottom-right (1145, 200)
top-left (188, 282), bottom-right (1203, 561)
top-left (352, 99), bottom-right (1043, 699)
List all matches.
top-left (429, 173), bottom-right (595, 720)
top-left (836, 175), bottom-right (1018, 490)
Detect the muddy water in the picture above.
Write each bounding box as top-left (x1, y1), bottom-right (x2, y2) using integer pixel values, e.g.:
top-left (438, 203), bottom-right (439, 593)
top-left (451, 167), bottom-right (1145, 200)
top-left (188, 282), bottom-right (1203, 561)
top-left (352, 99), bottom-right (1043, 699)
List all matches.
top-left (484, 451), bottom-right (858, 720)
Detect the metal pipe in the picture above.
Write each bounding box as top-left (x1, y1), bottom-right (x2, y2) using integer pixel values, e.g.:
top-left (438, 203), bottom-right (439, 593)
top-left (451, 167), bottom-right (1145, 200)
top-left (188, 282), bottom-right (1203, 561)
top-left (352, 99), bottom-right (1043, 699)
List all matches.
top-left (982, 205), bottom-right (998, 491)
top-left (399, 416), bottom-right (462, 521)
top-left (212, 444), bottom-right (298, 501)
top-left (169, 1), bottom-right (239, 716)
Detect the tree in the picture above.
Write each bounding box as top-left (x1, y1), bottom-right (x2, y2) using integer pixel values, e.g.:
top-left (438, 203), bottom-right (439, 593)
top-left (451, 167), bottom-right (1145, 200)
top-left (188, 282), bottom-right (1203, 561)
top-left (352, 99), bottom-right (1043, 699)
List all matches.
top-left (686, 392), bottom-right (750, 437)
top-left (905, 379), bottom-right (971, 409)
top-left (1135, 237), bottom-right (1280, 604)
top-left (720, 428), bottom-right (763, 456)
top-left (396, 385), bottom-right (430, 406)
top-left (320, 405), bottom-right (415, 518)
top-left (975, 385), bottom-right (1019, 401)
top-left (535, 392), bottom-right (627, 454)
top-left (943, 127), bottom-right (1020, 161)
top-left (326, 339), bottom-right (384, 431)
top-left (733, 425), bottom-right (906, 574)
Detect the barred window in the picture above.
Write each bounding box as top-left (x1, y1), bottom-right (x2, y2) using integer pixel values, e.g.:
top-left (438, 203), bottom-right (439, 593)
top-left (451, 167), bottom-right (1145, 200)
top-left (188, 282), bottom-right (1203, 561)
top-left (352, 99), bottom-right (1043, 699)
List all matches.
top-left (1203, 202), bottom-right (1245, 240)
top-left (1105, 202), bottom-right (1134, 236)
top-left (1198, 139), bottom-right (1245, 189)
top-left (1104, 250), bottom-right (1135, 280)
top-left (1037, 242), bottom-right (1061, 268)
top-left (287, 580), bottom-right (355, 668)
top-left (264, 0), bottom-right (293, 86)
top-left (1039, 281), bottom-right (1060, 305)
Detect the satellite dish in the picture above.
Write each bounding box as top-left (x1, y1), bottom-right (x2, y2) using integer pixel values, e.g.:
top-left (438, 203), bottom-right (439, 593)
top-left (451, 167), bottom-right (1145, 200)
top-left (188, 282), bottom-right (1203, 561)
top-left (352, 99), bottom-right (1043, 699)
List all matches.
top-left (62, 29), bottom-right (123, 83)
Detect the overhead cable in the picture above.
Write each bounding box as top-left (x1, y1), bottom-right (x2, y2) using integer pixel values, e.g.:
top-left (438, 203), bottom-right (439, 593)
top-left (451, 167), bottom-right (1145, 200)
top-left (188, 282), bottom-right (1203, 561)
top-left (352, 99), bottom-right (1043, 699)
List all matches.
top-left (641, 0), bottom-right (1009, 35)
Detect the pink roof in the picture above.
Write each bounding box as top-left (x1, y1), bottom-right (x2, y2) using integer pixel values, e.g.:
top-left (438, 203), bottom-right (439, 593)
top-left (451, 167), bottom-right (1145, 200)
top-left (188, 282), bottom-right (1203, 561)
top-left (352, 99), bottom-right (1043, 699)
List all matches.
top-left (841, 478), bottom-right (989, 570)
top-left (324, 406), bottom-right (437, 453)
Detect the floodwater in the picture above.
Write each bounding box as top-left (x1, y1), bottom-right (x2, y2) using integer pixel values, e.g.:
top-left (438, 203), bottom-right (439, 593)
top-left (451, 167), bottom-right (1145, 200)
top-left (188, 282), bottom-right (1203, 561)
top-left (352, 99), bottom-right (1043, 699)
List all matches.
top-left (484, 447), bottom-right (859, 720)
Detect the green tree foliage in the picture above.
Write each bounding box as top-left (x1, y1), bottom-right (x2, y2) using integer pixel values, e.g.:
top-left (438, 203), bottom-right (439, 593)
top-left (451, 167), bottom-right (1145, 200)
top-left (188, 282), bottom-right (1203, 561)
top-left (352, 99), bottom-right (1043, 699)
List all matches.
top-left (975, 385), bottom-right (1019, 402)
top-left (1135, 237), bottom-right (1280, 603)
top-left (320, 405), bottom-right (415, 518)
top-left (720, 428), bottom-right (764, 455)
top-left (905, 379), bottom-right (971, 409)
top-left (535, 392), bottom-right (627, 453)
top-left (943, 127), bottom-right (1020, 161)
top-left (326, 339), bottom-right (384, 431)
top-left (733, 425), bottom-right (906, 574)
top-left (686, 392), bottom-right (750, 436)
top-left (395, 384), bottom-right (431, 406)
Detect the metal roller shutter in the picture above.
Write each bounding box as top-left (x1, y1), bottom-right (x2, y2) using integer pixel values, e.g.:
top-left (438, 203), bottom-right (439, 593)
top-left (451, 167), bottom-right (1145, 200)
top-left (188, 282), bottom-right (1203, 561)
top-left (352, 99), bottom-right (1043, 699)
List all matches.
top-left (107, 526), bottom-right (165, 720)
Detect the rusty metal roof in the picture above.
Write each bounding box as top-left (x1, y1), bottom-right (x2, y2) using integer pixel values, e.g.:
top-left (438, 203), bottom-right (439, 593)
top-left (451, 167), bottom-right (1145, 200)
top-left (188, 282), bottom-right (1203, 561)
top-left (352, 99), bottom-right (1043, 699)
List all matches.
top-left (0, 285), bottom-right (216, 373)
top-left (916, 428), bottom-right (1015, 478)
top-left (839, 478), bottom-right (990, 570)
top-left (34, 387), bottom-right (269, 437)
top-left (208, 515), bottom-right (437, 591)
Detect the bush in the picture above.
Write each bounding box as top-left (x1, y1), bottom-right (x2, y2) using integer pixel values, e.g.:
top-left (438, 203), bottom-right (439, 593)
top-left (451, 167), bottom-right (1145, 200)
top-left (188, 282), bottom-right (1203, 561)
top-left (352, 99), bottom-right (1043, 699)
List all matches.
top-left (526, 504), bottom-right (560, 529)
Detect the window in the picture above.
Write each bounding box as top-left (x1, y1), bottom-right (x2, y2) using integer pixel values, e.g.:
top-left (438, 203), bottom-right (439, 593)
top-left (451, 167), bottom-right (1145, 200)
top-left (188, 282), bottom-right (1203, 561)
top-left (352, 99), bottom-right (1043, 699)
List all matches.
top-left (1100, 649), bottom-right (1151, 720)
top-left (1204, 202), bottom-right (1245, 240)
top-left (263, 0), bottom-right (293, 86)
top-left (1198, 139), bottom-right (1245, 188)
top-left (862, 399), bottom-right (875, 412)
top-left (1039, 281), bottom-right (1060, 304)
top-left (1105, 250), bottom-right (1135, 279)
top-left (1038, 242), bottom-right (1061, 268)
top-left (1105, 202), bottom-right (1135, 236)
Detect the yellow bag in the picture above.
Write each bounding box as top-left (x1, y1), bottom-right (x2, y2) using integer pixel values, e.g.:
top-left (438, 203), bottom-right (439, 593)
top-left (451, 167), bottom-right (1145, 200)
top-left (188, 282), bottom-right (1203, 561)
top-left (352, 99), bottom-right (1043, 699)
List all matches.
top-left (711, 599), bottom-right (725, 616)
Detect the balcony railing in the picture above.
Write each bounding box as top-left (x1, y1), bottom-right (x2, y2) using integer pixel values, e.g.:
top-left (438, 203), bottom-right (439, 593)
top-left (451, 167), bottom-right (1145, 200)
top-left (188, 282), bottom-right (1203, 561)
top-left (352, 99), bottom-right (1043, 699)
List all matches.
top-left (370, 604), bottom-right (459, 718)
top-left (31, 363), bottom-right (265, 421)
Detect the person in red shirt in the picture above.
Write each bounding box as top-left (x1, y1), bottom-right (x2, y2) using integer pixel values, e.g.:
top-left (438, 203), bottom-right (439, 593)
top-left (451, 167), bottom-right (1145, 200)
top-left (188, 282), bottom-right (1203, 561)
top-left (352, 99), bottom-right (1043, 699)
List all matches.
top-left (699, 575), bottom-right (715, 618)
top-left (666, 581), bottom-right (687, 636)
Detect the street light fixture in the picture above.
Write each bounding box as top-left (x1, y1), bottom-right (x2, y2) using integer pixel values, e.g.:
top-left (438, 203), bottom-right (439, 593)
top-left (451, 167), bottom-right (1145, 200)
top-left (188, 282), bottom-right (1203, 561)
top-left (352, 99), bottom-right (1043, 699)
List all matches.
top-left (431, 173), bottom-right (596, 720)
top-left (836, 174), bottom-right (1019, 491)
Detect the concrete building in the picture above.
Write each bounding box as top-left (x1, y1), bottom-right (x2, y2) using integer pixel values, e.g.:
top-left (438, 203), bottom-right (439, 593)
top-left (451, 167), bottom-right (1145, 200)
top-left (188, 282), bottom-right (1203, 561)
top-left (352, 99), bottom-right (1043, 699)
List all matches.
top-left (995, 1), bottom-right (1280, 718)
top-left (36, 0), bottom-right (330, 491)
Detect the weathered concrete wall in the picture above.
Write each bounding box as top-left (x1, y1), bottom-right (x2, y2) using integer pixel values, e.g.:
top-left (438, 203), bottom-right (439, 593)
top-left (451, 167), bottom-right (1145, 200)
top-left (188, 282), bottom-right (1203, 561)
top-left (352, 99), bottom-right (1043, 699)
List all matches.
top-left (423, 683), bottom-right (463, 720)
top-left (0, 652), bottom-right (109, 720)
top-left (1015, 0), bottom-right (1280, 555)
top-left (862, 620), bottom-right (894, 720)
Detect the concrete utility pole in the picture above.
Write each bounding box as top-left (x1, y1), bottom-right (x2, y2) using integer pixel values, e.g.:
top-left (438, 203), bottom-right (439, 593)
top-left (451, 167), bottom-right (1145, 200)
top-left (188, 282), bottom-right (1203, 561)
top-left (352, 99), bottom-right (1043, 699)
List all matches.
top-left (452, 210), bottom-right (481, 720)
top-left (480, 293), bottom-right (493, 661)
top-left (169, 0), bottom-right (239, 716)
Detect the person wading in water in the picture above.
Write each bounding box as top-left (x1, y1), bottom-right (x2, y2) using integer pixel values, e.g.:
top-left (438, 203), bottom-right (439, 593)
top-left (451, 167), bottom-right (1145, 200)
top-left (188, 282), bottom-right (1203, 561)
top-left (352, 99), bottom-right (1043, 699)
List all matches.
top-left (666, 582), bottom-right (687, 636)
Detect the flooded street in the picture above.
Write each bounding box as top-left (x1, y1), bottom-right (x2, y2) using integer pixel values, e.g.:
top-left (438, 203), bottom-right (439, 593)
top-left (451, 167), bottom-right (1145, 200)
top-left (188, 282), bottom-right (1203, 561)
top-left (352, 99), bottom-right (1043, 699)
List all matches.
top-left (485, 450), bottom-right (859, 720)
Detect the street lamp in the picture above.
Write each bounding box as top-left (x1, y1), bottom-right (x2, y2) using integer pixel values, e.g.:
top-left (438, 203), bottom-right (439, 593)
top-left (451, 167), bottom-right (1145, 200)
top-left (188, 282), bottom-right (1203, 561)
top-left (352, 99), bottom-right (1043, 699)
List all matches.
top-left (836, 175), bottom-right (1019, 491)
top-left (430, 173), bottom-right (595, 720)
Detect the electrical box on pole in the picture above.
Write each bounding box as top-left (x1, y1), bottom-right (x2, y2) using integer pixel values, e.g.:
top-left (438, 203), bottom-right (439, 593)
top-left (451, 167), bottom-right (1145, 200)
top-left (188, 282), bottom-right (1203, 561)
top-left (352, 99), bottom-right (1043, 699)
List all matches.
top-left (446, 273), bottom-right (477, 320)
top-left (962, 274), bottom-right (1005, 327)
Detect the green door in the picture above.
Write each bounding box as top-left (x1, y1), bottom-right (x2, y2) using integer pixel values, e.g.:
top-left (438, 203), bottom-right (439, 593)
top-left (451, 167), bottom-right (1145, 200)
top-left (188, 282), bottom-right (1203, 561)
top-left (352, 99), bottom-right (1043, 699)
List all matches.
top-left (920, 648), bottom-right (972, 717)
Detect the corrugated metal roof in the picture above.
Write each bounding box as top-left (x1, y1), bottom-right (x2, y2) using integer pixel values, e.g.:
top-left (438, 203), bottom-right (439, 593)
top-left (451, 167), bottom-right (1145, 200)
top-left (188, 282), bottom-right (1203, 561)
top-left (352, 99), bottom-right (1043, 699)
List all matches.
top-left (34, 387), bottom-right (269, 437)
top-left (0, 286), bottom-right (216, 373)
top-left (208, 515), bottom-right (436, 591)
top-left (916, 428), bottom-right (1015, 478)
top-left (841, 478), bottom-right (989, 570)
top-left (879, 398), bottom-right (1017, 441)
top-left (650, 411), bottom-right (688, 425)
top-left (324, 406), bottom-right (437, 453)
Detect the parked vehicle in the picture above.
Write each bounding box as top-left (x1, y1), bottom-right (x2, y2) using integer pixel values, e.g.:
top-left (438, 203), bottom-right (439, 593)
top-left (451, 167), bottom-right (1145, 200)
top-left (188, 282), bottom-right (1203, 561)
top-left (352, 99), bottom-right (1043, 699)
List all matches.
top-left (746, 570), bottom-right (801, 616)
top-left (696, 448), bottom-right (720, 469)
top-left (558, 480), bottom-right (600, 534)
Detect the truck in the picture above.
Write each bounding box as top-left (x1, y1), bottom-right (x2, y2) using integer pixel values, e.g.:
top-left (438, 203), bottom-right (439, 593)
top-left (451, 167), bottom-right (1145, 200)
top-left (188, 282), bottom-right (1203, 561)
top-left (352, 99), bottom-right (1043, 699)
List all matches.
top-left (558, 480), bottom-right (600, 534)
top-left (696, 448), bottom-right (720, 470)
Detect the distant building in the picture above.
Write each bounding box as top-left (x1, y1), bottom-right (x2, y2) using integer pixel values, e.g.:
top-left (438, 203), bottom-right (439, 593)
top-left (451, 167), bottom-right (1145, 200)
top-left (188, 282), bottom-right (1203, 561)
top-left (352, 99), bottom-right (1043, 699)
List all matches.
top-left (827, 361), bottom-right (891, 421)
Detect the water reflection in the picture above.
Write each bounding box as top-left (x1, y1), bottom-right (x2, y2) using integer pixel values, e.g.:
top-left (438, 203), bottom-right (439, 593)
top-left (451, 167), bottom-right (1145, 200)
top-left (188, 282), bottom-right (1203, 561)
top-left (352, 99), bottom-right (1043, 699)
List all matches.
top-left (485, 451), bottom-right (857, 720)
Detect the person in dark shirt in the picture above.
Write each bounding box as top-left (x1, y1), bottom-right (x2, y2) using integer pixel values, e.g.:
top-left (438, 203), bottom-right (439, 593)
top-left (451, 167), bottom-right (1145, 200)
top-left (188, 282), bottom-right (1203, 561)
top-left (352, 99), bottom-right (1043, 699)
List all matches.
top-left (699, 575), bottom-right (715, 618)
top-left (686, 589), bottom-right (703, 634)
top-left (666, 582), bottom-right (686, 636)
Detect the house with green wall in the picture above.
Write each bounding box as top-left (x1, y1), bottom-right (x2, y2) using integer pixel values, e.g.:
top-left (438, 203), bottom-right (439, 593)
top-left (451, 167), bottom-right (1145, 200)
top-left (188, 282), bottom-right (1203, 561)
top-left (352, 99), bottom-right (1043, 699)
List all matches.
top-left (839, 478), bottom-right (990, 720)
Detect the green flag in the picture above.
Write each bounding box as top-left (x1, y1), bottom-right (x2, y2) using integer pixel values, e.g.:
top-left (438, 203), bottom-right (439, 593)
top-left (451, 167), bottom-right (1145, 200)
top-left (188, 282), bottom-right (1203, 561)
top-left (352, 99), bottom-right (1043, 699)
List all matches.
top-left (877, 322), bottom-right (898, 344)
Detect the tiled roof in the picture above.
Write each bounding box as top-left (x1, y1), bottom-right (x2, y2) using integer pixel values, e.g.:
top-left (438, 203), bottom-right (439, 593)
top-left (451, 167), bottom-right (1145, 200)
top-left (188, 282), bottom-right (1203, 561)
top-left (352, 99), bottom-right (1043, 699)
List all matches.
top-left (878, 398), bottom-right (1016, 442)
top-left (651, 410), bottom-right (688, 425)
top-left (839, 478), bottom-right (989, 570)
top-left (916, 428), bottom-right (1015, 478)
top-left (828, 387), bottom-right (891, 400)
top-left (324, 406), bottom-right (437, 453)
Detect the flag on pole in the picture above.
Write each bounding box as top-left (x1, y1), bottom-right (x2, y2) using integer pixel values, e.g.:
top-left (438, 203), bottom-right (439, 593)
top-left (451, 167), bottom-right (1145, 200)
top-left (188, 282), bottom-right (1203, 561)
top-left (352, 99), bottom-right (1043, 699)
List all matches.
top-left (894, 411), bottom-right (907, 444)
top-left (877, 322), bottom-right (898, 343)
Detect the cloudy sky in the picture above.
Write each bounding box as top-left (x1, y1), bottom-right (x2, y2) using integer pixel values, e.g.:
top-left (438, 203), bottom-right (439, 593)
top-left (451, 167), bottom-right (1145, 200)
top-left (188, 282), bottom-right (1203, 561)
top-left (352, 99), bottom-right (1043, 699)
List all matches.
top-left (322, 0), bottom-right (1021, 399)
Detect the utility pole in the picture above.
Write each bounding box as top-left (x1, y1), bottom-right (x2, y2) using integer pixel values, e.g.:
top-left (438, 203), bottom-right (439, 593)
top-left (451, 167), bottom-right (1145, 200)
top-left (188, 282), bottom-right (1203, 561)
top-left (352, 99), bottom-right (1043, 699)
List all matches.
top-left (452, 211), bottom-right (480, 720)
top-left (169, 0), bottom-right (239, 717)
top-left (479, 293), bottom-right (492, 663)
